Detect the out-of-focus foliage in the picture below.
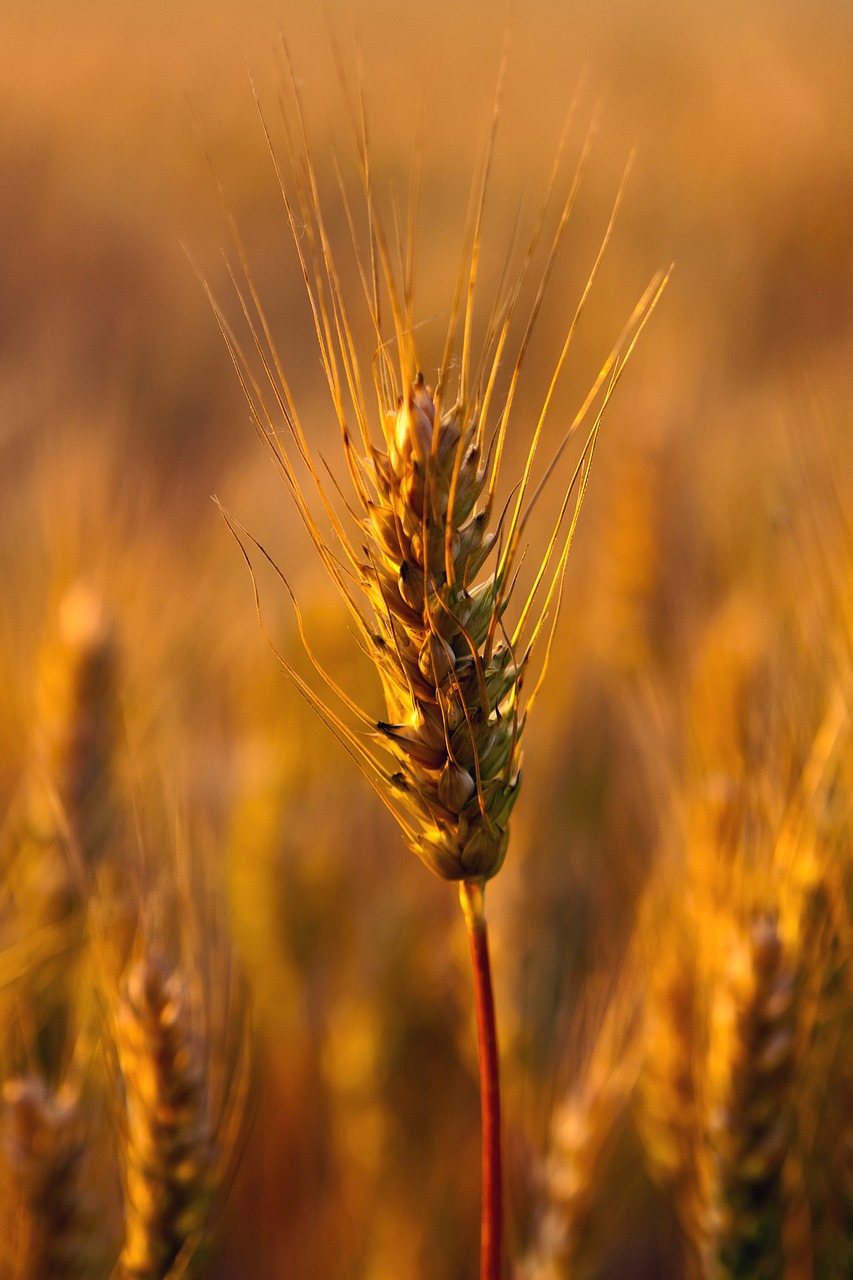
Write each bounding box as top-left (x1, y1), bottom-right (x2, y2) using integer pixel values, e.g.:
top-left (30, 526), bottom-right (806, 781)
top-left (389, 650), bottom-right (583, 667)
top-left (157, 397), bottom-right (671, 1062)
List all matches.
top-left (2, 1), bottom-right (853, 1277)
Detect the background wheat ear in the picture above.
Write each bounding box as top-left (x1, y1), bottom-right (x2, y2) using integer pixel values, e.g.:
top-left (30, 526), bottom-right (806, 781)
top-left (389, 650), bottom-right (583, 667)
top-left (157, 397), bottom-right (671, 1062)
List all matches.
top-left (781, 846), bottom-right (853, 1279)
top-left (703, 914), bottom-right (799, 1280)
top-left (636, 895), bottom-right (709, 1271)
top-left (2, 582), bottom-right (127, 1079)
top-left (112, 911), bottom-right (249, 1280)
top-left (519, 923), bottom-right (652, 1280)
top-left (30, 583), bottom-right (119, 872)
top-left (2, 1074), bottom-right (97, 1280)
top-left (115, 953), bottom-right (215, 1280)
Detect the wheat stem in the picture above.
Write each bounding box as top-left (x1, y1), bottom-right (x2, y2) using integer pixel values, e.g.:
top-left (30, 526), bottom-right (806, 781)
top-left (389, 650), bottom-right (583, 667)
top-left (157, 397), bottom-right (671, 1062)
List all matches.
top-left (460, 880), bottom-right (503, 1280)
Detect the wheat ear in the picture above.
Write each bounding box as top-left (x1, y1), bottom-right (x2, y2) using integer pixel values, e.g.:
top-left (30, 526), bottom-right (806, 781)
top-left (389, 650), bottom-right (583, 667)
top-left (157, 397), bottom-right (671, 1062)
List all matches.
top-left (637, 909), bottom-right (708, 1266)
top-left (4, 584), bottom-right (121, 1078)
top-left (519, 950), bottom-right (644, 1280)
top-left (210, 55), bottom-right (669, 886)
top-left (708, 916), bottom-right (799, 1280)
top-left (3, 1075), bottom-right (94, 1279)
top-left (29, 583), bottom-right (118, 870)
top-left (115, 956), bottom-right (211, 1280)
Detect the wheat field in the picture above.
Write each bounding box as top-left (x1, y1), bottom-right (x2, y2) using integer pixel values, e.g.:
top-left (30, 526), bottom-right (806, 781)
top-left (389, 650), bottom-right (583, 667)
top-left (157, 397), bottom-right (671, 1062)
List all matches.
top-left (2, 1), bottom-right (853, 1277)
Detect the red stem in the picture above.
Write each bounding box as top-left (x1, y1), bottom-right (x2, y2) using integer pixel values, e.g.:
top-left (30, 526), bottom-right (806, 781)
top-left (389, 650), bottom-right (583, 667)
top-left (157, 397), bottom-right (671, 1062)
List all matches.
top-left (460, 881), bottom-right (502, 1280)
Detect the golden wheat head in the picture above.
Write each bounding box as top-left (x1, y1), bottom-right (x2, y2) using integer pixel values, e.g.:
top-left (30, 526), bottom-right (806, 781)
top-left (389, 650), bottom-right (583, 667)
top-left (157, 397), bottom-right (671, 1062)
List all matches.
top-left (210, 50), bottom-right (668, 884)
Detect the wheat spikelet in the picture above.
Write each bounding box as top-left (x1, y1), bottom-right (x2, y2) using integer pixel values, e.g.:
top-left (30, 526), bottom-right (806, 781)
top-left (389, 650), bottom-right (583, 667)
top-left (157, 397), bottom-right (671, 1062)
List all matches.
top-left (707, 915), bottom-right (799, 1280)
top-left (212, 55), bottom-right (669, 885)
top-left (3, 1075), bottom-right (95, 1279)
top-left (115, 955), bottom-right (212, 1280)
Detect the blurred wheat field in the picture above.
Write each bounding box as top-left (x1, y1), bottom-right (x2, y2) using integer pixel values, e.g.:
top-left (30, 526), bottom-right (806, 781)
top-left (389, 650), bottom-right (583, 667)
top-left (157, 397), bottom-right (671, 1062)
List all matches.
top-left (2, 1), bottom-right (853, 1277)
